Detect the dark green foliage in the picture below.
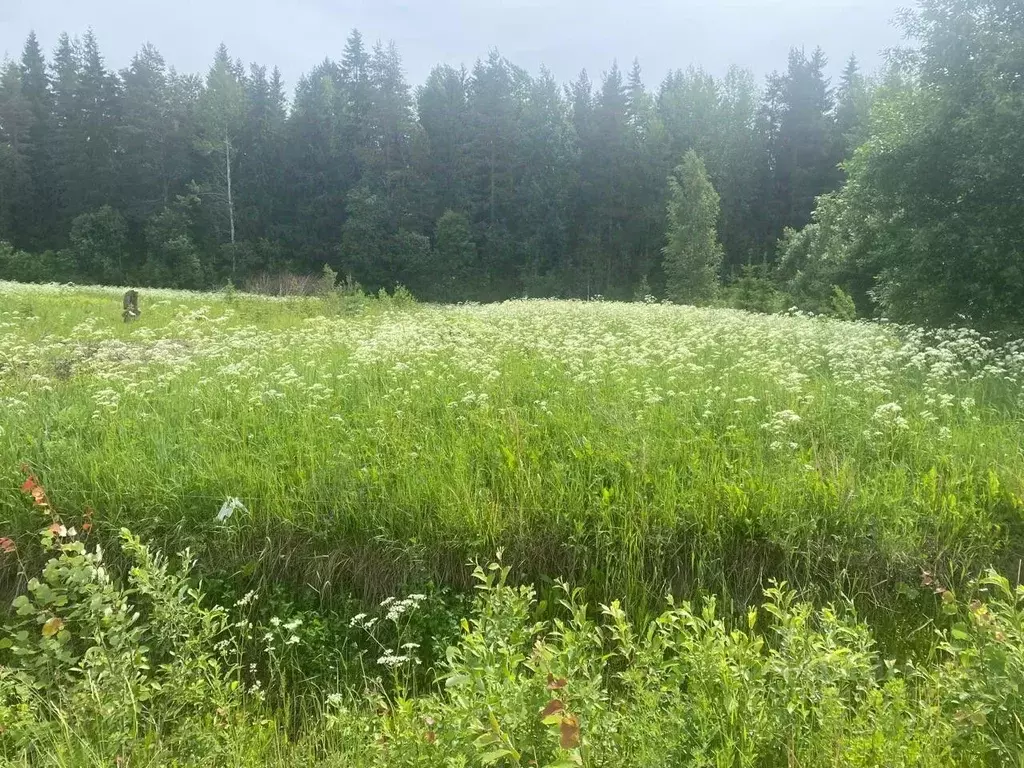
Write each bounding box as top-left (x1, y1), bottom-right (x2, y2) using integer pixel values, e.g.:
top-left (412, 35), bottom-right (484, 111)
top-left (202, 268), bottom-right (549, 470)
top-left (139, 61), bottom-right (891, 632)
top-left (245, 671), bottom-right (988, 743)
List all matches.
top-left (417, 65), bottom-right (471, 219)
top-left (0, 28), bottom-right (841, 300)
top-left (784, 0), bottom-right (1024, 327)
top-left (0, 240), bottom-right (65, 282)
top-left (338, 184), bottom-right (390, 287)
top-left (721, 264), bottom-right (785, 314)
top-left (663, 150), bottom-right (723, 305)
top-left (13, 32), bottom-right (59, 253)
top-left (760, 47), bottom-right (843, 251)
top-left (219, 238), bottom-right (285, 282)
top-left (0, 62), bottom-right (33, 242)
top-left (391, 229), bottom-right (433, 295)
top-left (0, 2), bottom-right (1021, 326)
top-left (143, 195), bottom-right (203, 288)
top-left (67, 205), bottom-right (127, 284)
top-left (433, 209), bottom-right (477, 300)
top-left (835, 55), bottom-right (872, 161)
top-left (116, 44), bottom-right (173, 222)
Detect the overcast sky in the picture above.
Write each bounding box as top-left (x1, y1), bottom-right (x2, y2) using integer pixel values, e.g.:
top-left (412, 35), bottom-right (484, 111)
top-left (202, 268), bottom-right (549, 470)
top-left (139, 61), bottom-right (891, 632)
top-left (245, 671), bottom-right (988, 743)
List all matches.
top-left (1, 0), bottom-right (908, 93)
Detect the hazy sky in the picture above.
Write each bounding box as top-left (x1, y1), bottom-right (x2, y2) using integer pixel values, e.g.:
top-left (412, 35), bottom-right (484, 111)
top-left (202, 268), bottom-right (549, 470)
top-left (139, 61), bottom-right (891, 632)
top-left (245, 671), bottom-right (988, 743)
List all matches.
top-left (1, 0), bottom-right (907, 92)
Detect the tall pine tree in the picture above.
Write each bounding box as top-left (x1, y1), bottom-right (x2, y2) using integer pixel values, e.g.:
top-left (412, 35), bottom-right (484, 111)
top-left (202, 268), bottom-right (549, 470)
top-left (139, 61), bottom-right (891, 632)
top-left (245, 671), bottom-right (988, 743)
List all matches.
top-left (0, 62), bottom-right (33, 242)
top-left (16, 32), bottom-right (58, 250)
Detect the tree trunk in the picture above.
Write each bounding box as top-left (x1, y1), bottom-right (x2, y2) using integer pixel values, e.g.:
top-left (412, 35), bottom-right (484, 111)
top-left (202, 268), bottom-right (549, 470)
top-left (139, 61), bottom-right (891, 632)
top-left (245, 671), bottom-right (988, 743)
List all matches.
top-left (225, 134), bottom-right (235, 247)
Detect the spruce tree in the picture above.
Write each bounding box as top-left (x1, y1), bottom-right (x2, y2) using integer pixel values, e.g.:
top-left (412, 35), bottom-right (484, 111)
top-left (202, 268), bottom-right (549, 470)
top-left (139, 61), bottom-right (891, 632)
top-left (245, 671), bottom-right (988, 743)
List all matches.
top-left (17, 31), bottom-right (58, 250)
top-left (517, 67), bottom-right (575, 292)
top-left (417, 64), bottom-right (471, 217)
top-left (118, 44), bottom-right (172, 223)
top-left (366, 40), bottom-right (414, 184)
top-left (340, 29), bottom-right (372, 147)
top-left (76, 30), bottom-right (119, 211)
top-left (835, 55), bottom-right (870, 160)
top-left (0, 62), bottom-right (33, 241)
top-left (768, 47), bottom-right (840, 239)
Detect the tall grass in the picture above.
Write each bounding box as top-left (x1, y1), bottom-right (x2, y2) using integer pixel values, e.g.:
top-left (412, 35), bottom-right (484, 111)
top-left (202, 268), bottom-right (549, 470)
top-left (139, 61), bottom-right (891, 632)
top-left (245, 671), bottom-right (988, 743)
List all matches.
top-left (1, 282), bottom-right (1023, 628)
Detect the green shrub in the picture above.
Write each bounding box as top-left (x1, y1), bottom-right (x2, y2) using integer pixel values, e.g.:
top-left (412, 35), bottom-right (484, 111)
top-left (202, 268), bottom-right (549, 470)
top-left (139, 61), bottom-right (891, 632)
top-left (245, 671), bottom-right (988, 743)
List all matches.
top-left (318, 263), bottom-right (339, 297)
top-left (0, 528), bottom-right (268, 765)
top-left (831, 285), bottom-right (858, 320)
top-left (0, 242), bottom-right (71, 283)
top-left (3, 532), bottom-right (1024, 766)
top-left (721, 264), bottom-right (786, 314)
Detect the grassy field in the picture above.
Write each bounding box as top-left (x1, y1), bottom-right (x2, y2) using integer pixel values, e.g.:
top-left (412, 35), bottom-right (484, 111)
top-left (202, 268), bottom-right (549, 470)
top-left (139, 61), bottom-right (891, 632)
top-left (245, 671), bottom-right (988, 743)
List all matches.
top-left (2, 281), bottom-right (1024, 765)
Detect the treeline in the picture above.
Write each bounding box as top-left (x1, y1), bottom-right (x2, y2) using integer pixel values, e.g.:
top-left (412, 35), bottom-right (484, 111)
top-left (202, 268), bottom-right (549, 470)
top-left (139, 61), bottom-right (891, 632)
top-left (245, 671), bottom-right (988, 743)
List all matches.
top-left (0, 0), bottom-right (1021, 326)
top-left (0, 20), bottom-right (864, 298)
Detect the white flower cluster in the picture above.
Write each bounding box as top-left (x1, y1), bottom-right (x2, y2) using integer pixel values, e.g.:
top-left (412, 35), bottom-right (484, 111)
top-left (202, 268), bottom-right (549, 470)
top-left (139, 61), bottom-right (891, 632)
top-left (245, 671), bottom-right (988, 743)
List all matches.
top-left (349, 612), bottom-right (379, 630)
top-left (380, 594), bottom-right (427, 622)
top-left (762, 410), bottom-right (802, 451)
top-left (376, 643), bottom-right (422, 668)
top-left (872, 402), bottom-right (909, 431)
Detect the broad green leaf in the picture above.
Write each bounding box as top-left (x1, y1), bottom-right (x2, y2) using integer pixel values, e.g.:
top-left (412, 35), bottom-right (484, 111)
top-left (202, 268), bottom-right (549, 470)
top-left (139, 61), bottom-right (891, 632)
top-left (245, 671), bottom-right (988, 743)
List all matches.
top-left (480, 749), bottom-right (513, 765)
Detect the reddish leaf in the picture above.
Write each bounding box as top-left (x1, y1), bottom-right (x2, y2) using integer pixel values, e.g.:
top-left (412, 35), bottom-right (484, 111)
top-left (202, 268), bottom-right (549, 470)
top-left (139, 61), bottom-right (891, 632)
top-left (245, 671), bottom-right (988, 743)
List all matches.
top-left (0, 538), bottom-right (15, 554)
top-left (20, 476), bottom-right (37, 494)
top-left (559, 714), bottom-right (580, 749)
top-left (31, 487), bottom-right (49, 507)
top-left (541, 700), bottom-right (565, 717)
top-left (546, 674), bottom-right (567, 690)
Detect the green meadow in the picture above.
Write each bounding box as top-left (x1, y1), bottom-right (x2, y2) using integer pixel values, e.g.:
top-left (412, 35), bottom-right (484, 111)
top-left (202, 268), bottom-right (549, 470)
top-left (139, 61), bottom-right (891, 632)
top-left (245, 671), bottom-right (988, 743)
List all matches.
top-left (1, 282), bottom-right (1023, 765)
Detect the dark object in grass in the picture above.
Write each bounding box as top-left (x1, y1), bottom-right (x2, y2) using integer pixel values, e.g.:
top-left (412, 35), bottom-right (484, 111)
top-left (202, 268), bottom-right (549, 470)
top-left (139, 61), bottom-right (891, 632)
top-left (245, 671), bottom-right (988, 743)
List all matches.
top-left (122, 290), bottom-right (141, 322)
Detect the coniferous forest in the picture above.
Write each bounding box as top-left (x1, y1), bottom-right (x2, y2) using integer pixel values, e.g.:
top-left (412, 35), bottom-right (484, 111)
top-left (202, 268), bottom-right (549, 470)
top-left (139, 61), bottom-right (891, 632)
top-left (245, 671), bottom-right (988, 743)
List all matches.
top-left (0, 0), bottom-right (1022, 327)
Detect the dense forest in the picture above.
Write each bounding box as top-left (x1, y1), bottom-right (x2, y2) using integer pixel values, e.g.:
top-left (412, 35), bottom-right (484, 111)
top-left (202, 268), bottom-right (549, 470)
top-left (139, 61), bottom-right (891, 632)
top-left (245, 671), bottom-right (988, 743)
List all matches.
top-left (0, 0), bottom-right (1021, 326)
